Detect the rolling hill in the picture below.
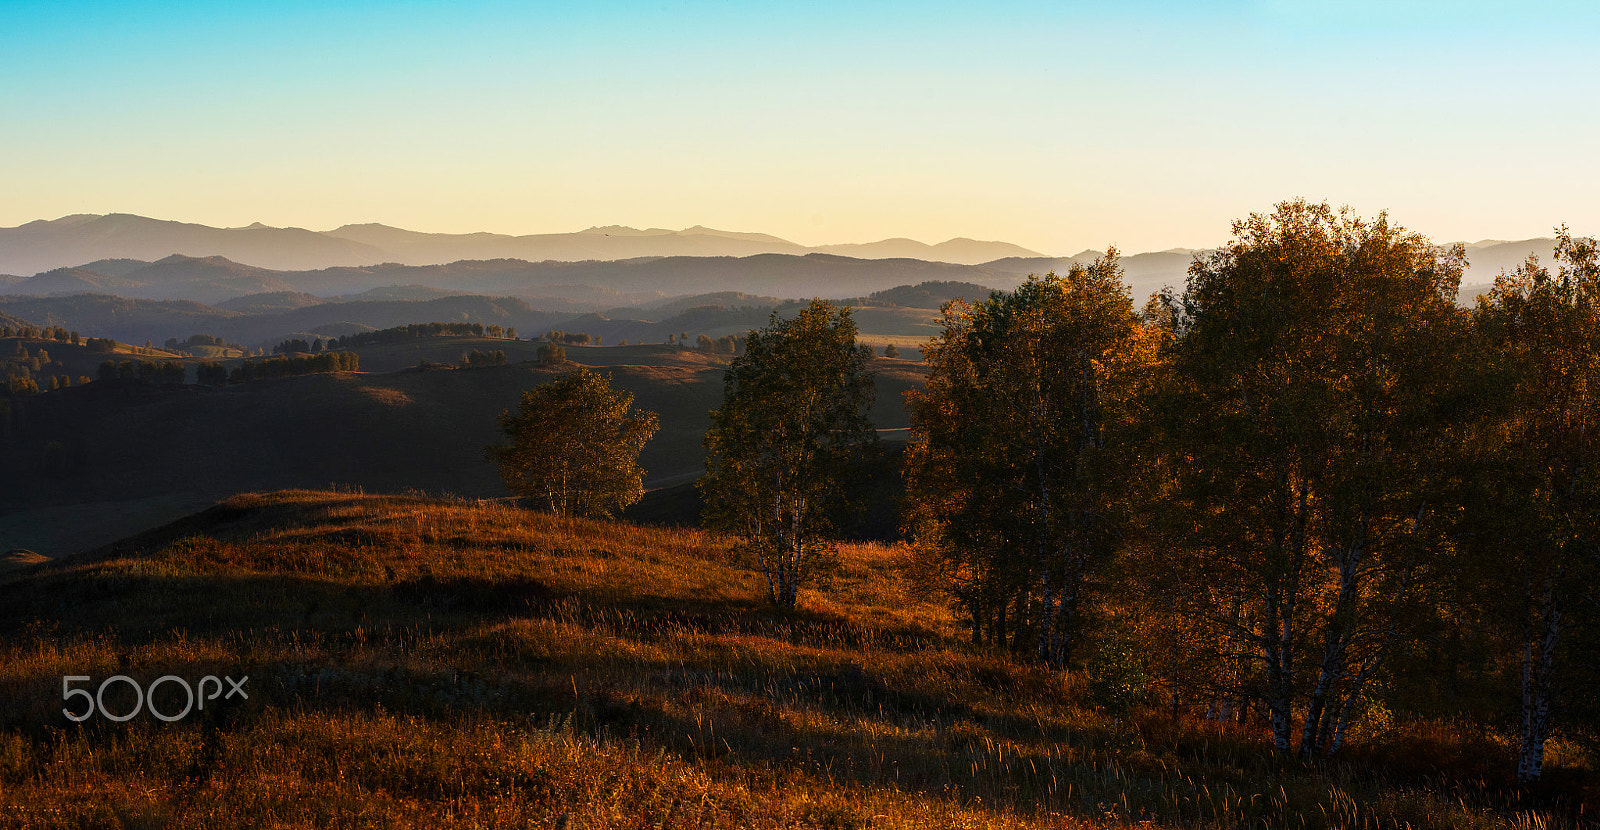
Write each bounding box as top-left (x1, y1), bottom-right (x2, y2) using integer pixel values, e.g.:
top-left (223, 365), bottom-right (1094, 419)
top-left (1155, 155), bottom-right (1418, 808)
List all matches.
top-left (3, 255), bottom-right (300, 304)
top-left (0, 273), bottom-right (962, 351)
top-left (0, 309), bottom-right (32, 330)
top-left (6, 266), bottom-right (151, 296)
top-left (860, 280), bottom-right (995, 308)
top-left (0, 342), bottom-right (930, 557)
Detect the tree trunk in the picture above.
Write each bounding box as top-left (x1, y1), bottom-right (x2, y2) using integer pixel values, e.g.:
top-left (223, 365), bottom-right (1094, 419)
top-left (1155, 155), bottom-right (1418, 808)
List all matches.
top-left (1301, 524), bottom-right (1367, 756)
top-left (1264, 582), bottom-right (1296, 754)
top-left (1036, 564), bottom-right (1057, 666)
top-left (1518, 571), bottom-right (1561, 785)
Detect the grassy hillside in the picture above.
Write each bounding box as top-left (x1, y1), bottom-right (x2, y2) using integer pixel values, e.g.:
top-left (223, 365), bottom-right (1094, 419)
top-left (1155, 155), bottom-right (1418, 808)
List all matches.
top-left (0, 491), bottom-right (1583, 828)
top-left (0, 344), bottom-right (929, 556)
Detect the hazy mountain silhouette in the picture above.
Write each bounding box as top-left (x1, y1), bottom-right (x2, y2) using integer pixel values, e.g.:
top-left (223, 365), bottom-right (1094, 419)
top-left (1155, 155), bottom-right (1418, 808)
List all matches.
top-left (77, 258), bottom-right (156, 278)
top-left (0, 214), bottom-right (1046, 274)
top-left (0, 214), bottom-right (1566, 315)
top-left (609, 291), bottom-right (791, 317)
top-left (0, 309), bottom-right (31, 329)
top-left (215, 291), bottom-right (327, 314)
top-left (322, 223), bottom-right (818, 264)
top-left (981, 249), bottom-right (1201, 300)
top-left (0, 295), bottom-right (240, 343)
top-left (0, 214), bottom-right (387, 275)
top-left (815, 237), bottom-right (1040, 263)
top-left (1462, 238), bottom-right (1559, 278)
top-left (7, 267), bottom-right (151, 297)
top-left (2, 252), bottom-right (1030, 307)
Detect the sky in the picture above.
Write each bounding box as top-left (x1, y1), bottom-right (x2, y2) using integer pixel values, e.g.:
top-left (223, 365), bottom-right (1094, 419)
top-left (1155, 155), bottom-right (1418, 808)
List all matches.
top-left (2, 0), bottom-right (1598, 255)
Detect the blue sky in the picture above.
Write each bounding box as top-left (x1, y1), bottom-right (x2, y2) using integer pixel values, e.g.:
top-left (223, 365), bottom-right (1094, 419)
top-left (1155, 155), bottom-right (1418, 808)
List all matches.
top-left (3, 0), bottom-right (1597, 253)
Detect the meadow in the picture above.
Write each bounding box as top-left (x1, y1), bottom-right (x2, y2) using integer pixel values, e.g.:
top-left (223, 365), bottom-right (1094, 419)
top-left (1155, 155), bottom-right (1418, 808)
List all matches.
top-left (0, 490), bottom-right (1589, 828)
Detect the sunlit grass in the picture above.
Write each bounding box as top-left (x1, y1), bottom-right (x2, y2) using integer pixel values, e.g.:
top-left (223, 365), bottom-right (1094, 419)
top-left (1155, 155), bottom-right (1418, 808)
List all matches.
top-left (0, 490), bottom-right (1588, 828)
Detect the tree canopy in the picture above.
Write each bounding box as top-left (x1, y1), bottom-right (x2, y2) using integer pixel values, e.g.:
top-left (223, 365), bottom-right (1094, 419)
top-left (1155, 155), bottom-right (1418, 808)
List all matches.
top-left (488, 368), bottom-right (659, 519)
top-left (904, 251), bottom-right (1156, 668)
top-left (699, 299), bottom-right (878, 607)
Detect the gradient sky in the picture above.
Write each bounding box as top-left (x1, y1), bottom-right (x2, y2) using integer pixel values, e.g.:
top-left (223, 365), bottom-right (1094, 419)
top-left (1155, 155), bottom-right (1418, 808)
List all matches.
top-left (3, 0), bottom-right (1597, 254)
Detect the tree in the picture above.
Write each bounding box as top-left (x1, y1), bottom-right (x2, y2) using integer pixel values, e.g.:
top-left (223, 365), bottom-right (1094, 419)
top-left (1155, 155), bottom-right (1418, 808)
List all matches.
top-left (487, 368), bottom-right (659, 519)
top-left (1145, 200), bottom-right (1469, 755)
top-left (1469, 227), bottom-right (1600, 783)
top-left (197, 361), bottom-right (228, 387)
top-left (904, 252), bottom-right (1153, 668)
top-left (883, 343), bottom-right (900, 359)
top-left (700, 299), bottom-right (878, 607)
top-left (536, 341), bottom-right (566, 366)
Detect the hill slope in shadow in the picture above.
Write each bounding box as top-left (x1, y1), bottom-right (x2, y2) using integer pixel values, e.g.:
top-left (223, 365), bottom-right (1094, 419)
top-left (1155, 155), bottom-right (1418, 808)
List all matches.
top-left (0, 346), bottom-right (929, 557)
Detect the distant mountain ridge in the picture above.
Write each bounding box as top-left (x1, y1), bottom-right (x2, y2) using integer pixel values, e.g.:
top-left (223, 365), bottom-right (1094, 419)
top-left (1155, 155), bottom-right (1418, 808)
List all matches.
top-left (0, 214), bottom-right (1564, 313)
top-left (0, 214), bottom-right (385, 275)
top-left (0, 252), bottom-right (1032, 308)
top-left (0, 213), bottom-right (1046, 275)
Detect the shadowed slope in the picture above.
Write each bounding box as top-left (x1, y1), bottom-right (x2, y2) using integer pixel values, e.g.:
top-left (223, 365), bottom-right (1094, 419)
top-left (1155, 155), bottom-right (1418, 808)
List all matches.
top-left (0, 345), bottom-right (929, 557)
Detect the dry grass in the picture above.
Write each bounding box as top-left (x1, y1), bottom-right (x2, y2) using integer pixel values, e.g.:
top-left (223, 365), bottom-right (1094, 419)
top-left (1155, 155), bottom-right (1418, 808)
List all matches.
top-left (0, 491), bottom-right (1588, 828)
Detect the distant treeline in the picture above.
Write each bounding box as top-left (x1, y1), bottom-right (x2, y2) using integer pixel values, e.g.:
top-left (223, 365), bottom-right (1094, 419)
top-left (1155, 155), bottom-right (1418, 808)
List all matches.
top-left (1, 328), bottom-right (184, 397)
top-left (461, 349), bottom-right (507, 368)
top-left (167, 333), bottom-right (247, 354)
top-left (203, 351), bottom-right (360, 385)
top-left (86, 352), bottom-right (361, 389)
top-left (663, 332), bottom-right (745, 355)
top-left (1, 325), bottom-right (81, 344)
top-left (325, 322), bottom-right (518, 351)
top-left (273, 338), bottom-right (326, 355)
top-left (97, 360), bottom-right (188, 386)
top-left (1, 325), bottom-right (165, 358)
top-left (538, 329), bottom-right (597, 346)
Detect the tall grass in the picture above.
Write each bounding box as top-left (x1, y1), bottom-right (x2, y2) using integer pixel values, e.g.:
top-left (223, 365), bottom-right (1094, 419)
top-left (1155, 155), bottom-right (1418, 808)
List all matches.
top-left (0, 490), bottom-right (1589, 828)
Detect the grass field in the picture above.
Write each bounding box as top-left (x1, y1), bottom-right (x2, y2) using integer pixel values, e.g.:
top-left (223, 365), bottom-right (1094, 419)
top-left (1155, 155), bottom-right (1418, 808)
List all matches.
top-left (0, 490), bottom-right (1588, 828)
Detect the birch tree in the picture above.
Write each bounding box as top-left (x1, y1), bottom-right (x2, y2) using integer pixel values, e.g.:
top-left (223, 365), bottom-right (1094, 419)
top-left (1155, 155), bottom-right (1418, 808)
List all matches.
top-left (699, 299), bottom-right (877, 607)
top-left (1150, 200), bottom-right (1468, 755)
top-left (1471, 227), bottom-right (1600, 783)
top-left (904, 252), bottom-right (1153, 668)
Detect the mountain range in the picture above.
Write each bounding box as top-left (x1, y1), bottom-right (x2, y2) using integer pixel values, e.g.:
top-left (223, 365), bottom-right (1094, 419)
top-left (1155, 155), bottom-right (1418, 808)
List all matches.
top-left (0, 214), bottom-right (1046, 275)
top-left (0, 253), bottom-right (1030, 307)
top-left (0, 215), bottom-right (1563, 305)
